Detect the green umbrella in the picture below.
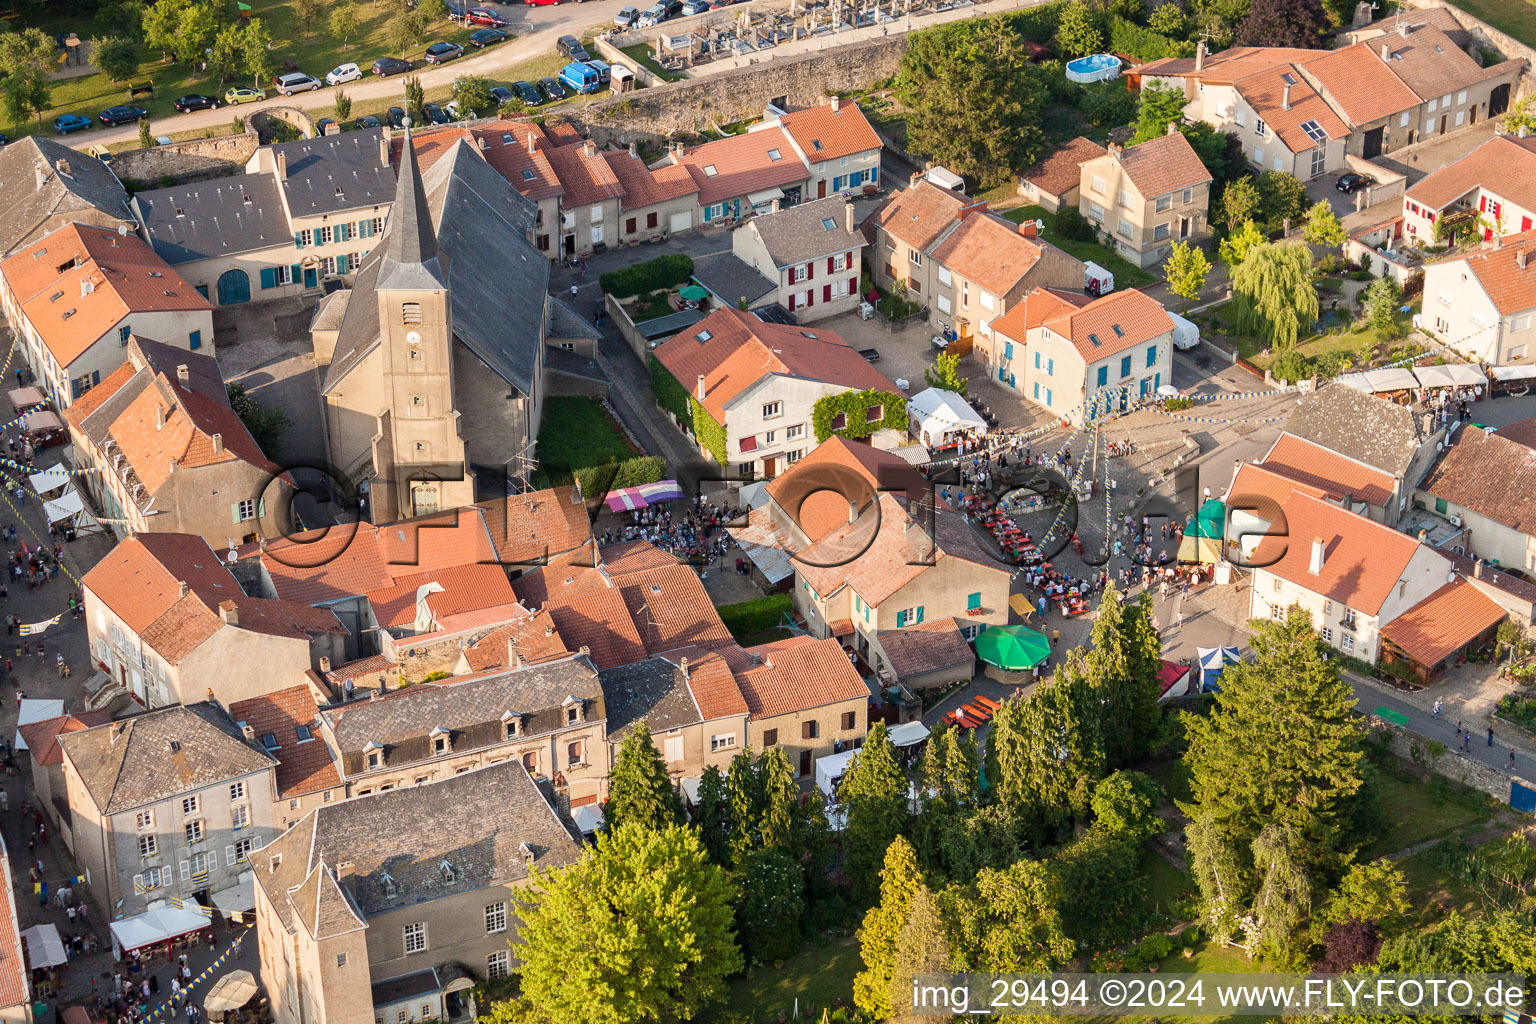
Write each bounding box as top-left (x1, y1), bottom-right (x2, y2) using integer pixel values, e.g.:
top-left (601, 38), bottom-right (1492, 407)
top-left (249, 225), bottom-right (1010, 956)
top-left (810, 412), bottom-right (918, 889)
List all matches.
top-left (678, 284), bottom-right (709, 301)
top-left (974, 625), bottom-right (1051, 670)
top-left (236, 3), bottom-right (251, 9)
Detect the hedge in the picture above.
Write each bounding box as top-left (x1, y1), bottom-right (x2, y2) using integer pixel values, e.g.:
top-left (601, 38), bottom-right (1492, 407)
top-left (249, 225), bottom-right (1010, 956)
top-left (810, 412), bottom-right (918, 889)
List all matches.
top-left (1107, 17), bottom-right (1195, 61)
top-left (812, 389), bottom-right (907, 443)
top-left (649, 356), bottom-right (694, 430)
top-left (574, 455), bottom-right (665, 501)
top-left (719, 594), bottom-right (794, 638)
top-left (600, 254), bottom-right (695, 299)
top-left (692, 397), bottom-right (728, 464)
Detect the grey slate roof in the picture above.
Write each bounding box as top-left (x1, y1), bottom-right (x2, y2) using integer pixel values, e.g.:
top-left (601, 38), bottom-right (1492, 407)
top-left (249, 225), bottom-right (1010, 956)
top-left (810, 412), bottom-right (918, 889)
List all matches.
top-left (372, 971), bottom-right (442, 1007)
top-left (690, 251), bottom-right (777, 309)
top-left (57, 702), bottom-right (275, 815)
top-left (322, 656), bottom-right (604, 775)
top-left (252, 759), bottom-right (582, 931)
top-left (598, 657), bottom-right (701, 740)
top-left (323, 139), bottom-right (547, 397)
top-left (544, 345), bottom-right (608, 385)
top-left (0, 136), bottom-right (132, 255)
top-left (269, 128), bottom-right (396, 217)
top-left (747, 195), bottom-right (862, 267)
top-left (309, 289), bottom-right (351, 333)
top-left (546, 295), bottom-right (600, 341)
top-left (134, 174), bottom-right (292, 265)
top-left (1283, 384), bottom-right (1430, 478)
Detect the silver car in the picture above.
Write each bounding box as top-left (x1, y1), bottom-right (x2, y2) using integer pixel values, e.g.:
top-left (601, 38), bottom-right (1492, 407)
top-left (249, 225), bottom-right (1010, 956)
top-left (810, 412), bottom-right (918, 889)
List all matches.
top-left (273, 72), bottom-right (321, 95)
top-left (614, 5), bottom-right (639, 25)
top-left (636, 3), bottom-right (668, 26)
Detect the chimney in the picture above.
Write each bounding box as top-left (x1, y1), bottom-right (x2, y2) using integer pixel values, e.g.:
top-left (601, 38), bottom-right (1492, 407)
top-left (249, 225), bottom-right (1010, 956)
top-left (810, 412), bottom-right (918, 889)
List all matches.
top-left (176, 363), bottom-right (189, 385)
top-left (910, 170), bottom-right (923, 188)
top-left (276, 151), bottom-right (287, 179)
top-left (1381, 43), bottom-right (1392, 60)
top-left (1476, 558), bottom-right (1486, 578)
top-left (1519, 249), bottom-right (1528, 270)
top-left (1397, 20), bottom-right (1409, 35)
top-left (770, 197), bottom-right (781, 213)
top-left (179, 580), bottom-right (189, 598)
top-left (1167, 120), bottom-right (1179, 136)
top-left (696, 374), bottom-right (707, 400)
top-left (218, 599), bottom-right (238, 625)
top-left (55, 158), bottom-right (70, 176)
top-left (110, 721), bottom-right (125, 741)
top-left (1309, 537), bottom-right (1326, 575)
top-left (679, 655), bottom-right (689, 679)
top-left (319, 655), bottom-right (331, 674)
top-left (957, 200), bottom-right (989, 221)
top-left (156, 404), bottom-right (167, 429)
top-left (380, 133), bottom-right (391, 168)
top-left (1019, 219), bottom-right (1038, 238)
top-left (1195, 38), bottom-right (1206, 71)
top-left (582, 139), bottom-right (596, 158)
top-left (370, 686), bottom-right (382, 701)
top-left (628, 141), bottom-right (637, 158)
top-left (241, 724), bottom-right (256, 742)
top-left (1109, 142), bottom-right (1123, 161)
top-left (543, 623), bottom-right (555, 636)
top-left (1282, 82), bottom-right (1292, 111)
top-left (831, 94), bottom-right (841, 112)
top-left (1522, 125), bottom-right (1530, 138)
top-left (212, 433), bottom-right (224, 454)
top-left (844, 201), bottom-right (855, 234)
top-left (527, 132), bottom-right (537, 155)
top-left (35, 165), bottom-right (45, 191)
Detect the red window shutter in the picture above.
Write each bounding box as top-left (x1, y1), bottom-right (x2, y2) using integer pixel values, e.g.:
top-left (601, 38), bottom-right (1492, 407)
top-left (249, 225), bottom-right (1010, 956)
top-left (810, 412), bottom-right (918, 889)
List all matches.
top-left (846, 250), bottom-right (853, 266)
top-left (1524, 217), bottom-right (1532, 231)
top-left (787, 292), bottom-right (796, 311)
top-left (826, 256), bottom-right (835, 274)
top-left (1481, 195), bottom-right (1488, 211)
top-left (1486, 228), bottom-right (1494, 241)
top-left (848, 276), bottom-right (857, 296)
top-left (806, 261), bottom-right (815, 281)
top-left (805, 290), bottom-right (814, 307)
top-left (823, 283), bottom-right (832, 303)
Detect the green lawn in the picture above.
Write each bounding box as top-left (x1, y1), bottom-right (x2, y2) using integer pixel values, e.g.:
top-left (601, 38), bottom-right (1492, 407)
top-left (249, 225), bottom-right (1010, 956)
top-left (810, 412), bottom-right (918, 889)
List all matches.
top-left (532, 396), bottom-right (639, 486)
top-left (1207, 296), bottom-right (1421, 373)
top-left (1359, 767), bottom-right (1497, 860)
top-left (713, 936), bottom-right (862, 1022)
top-left (1002, 204), bottom-right (1158, 288)
top-left (1397, 847), bottom-right (1485, 921)
top-left (1139, 849), bottom-right (1194, 919)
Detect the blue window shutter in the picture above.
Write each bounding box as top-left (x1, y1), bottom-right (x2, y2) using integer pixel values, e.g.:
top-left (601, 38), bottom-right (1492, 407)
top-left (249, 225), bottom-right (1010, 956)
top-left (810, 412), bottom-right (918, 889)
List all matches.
top-left (916, 606), bottom-right (924, 623)
top-left (1097, 366), bottom-right (1107, 386)
top-left (1154, 372), bottom-right (1161, 389)
top-left (1047, 358), bottom-right (1053, 375)
top-left (1147, 345), bottom-right (1157, 367)
top-left (870, 166), bottom-right (878, 182)
top-left (1004, 342), bottom-right (1013, 359)
top-left (1034, 351), bottom-right (1040, 369)
top-left (1046, 389), bottom-right (1052, 406)
top-left (189, 330), bottom-right (201, 350)
top-left (896, 610), bottom-right (905, 627)
top-left (1121, 355), bottom-right (1131, 377)
top-left (967, 592), bottom-right (981, 610)
top-left (294, 230), bottom-right (307, 248)
top-left (291, 264), bottom-right (302, 284)
top-left (1009, 372), bottom-right (1016, 387)
top-left (92, 370), bottom-right (100, 385)
top-left (998, 367), bottom-right (1006, 382)
top-left (69, 379), bottom-right (79, 400)
top-left (1033, 382), bottom-right (1039, 399)
top-left (259, 267), bottom-right (277, 290)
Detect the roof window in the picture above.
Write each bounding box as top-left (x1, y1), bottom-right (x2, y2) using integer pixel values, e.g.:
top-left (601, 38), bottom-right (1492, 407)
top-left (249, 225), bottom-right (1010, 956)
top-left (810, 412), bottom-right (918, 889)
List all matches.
top-left (821, 218), bottom-right (835, 229)
top-left (697, 329), bottom-right (712, 342)
top-left (811, 140), bottom-right (823, 150)
top-left (768, 148), bottom-right (782, 161)
top-left (703, 165), bottom-right (718, 177)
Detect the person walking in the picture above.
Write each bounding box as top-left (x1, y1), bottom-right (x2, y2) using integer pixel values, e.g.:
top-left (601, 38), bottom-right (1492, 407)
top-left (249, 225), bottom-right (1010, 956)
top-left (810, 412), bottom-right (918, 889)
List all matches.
top-left (1051, 627), bottom-right (1059, 647)
top-left (1488, 725), bottom-right (1496, 747)
top-left (1433, 698), bottom-right (1442, 718)
top-left (1510, 748), bottom-right (1518, 771)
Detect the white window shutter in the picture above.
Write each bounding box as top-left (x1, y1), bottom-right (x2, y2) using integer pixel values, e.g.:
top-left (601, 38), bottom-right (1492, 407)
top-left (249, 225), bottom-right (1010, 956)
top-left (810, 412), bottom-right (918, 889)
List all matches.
top-left (179, 861), bottom-right (189, 881)
top-left (208, 851), bottom-right (218, 869)
top-left (132, 873), bottom-right (143, 891)
top-left (225, 845), bottom-right (236, 864)
top-left (253, 836), bottom-right (264, 850)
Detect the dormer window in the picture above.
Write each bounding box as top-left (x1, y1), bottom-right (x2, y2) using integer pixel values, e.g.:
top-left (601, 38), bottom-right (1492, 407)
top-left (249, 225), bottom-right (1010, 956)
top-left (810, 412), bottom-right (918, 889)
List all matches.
top-left (519, 842), bottom-right (534, 867)
top-left (501, 711), bottom-right (523, 738)
top-left (381, 872), bottom-right (397, 897)
top-left (364, 741), bottom-right (383, 770)
top-left (430, 726), bottom-right (450, 755)
top-left (563, 696), bottom-right (583, 725)
top-left (440, 860), bottom-right (456, 884)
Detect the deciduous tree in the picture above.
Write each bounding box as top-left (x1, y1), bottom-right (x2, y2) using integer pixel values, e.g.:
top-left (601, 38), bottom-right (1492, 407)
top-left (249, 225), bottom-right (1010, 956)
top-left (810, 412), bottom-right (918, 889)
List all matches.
top-left (241, 18), bottom-right (273, 90)
top-left (1302, 200), bottom-right (1346, 249)
top-left (986, 662), bottom-right (1105, 842)
top-left (1230, 241), bottom-right (1318, 347)
top-left (1218, 177), bottom-right (1262, 234)
top-left (0, 29), bottom-right (56, 129)
top-left (734, 846), bottom-right (805, 963)
top-left (924, 350), bottom-right (969, 396)
top-left (1148, 2), bottom-right (1189, 35)
top-left (452, 74), bottom-right (494, 119)
top-left (1131, 81), bottom-right (1187, 143)
top-left (1090, 770), bottom-right (1164, 841)
top-left (604, 721), bottom-right (684, 834)
top-left (142, 0), bottom-right (218, 64)
top-left (389, 12), bottom-right (428, 59)
top-left (1257, 170), bottom-right (1307, 231)
top-left (838, 722), bottom-right (908, 900)
top-left (1234, 0), bottom-right (1327, 48)
top-left (403, 74), bottom-right (427, 119)
top-left (1163, 240), bottom-right (1211, 308)
top-left (294, 0), bottom-right (324, 39)
top-left (1218, 218), bottom-right (1264, 266)
top-left (92, 35), bottom-right (140, 83)
top-left (330, 2), bottom-right (361, 44)
top-left (942, 859), bottom-right (1076, 971)
top-left (854, 836), bottom-right (922, 1019)
top-left (1055, 0), bottom-right (1104, 56)
top-left (1321, 859), bottom-right (1409, 929)
top-left (1363, 276), bottom-right (1402, 336)
top-left (888, 886), bottom-right (954, 1023)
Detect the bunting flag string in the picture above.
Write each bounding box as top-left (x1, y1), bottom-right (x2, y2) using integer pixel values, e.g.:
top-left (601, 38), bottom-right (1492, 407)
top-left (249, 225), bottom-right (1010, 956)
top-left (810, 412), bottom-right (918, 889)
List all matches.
top-left (142, 931), bottom-right (249, 1021)
top-left (19, 615), bottom-right (61, 637)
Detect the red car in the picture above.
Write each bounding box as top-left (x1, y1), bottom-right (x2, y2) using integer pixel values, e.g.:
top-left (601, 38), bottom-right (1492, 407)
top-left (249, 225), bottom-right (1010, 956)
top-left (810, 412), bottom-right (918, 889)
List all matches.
top-left (525, 0), bottom-right (563, 7)
top-left (465, 7), bottom-right (507, 24)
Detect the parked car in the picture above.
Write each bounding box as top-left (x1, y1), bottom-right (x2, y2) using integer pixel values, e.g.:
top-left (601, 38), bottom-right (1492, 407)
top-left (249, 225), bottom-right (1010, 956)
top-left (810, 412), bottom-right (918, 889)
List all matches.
top-left (273, 72), bottom-right (321, 95)
top-left (681, 0), bottom-right (709, 14)
top-left (587, 58), bottom-right (611, 84)
top-left (490, 85), bottom-right (515, 105)
top-left (1336, 172), bottom-right (1368, 194)
top-left (470, 27), bottom-right (507, 46)
top-left (539, 76), bottom-right (566, 101)
top-left (372, 56), bottom-right (412, 76)
top-left (512, 80), bottom-right (544, 105)
top-left (53, 113), bottom-right (92, 134)
top-left (424, 41), bottom-right (464, 64)
top-left (556, 34), bottom-right (591, 61)
top-left (558, 61), bottom-right (600, 94)
top-left (326, 62), bottom-right (362, 86)
top-left (466, 7), bottom-right (507, 24)
top-left (447, 2), bottom-right (467, 15)
top-left (99, 104), bottom-right (148, 126)
top-left (224, 86), bottom-right (265, 105)
top-left (387, 105), bottom-right (407, 127)
top-left (422, 102), bottom-right (450, 124)
top-left (525, 0), bottom-right (564, 7)
top-left (86, 143), bottom-right (111, 162)
top-left (174, 93), bottom-right (221, 111)
top-left (355, 114), bottom-right (382, 128)
top-left (637, 0), bottom-right (679, 26)
top-left (154, 134), bottom-right (173, 146)
top-left (0, 133), bottom-right (9, 146)
top-left (614, 5), bottom-right (639, 25)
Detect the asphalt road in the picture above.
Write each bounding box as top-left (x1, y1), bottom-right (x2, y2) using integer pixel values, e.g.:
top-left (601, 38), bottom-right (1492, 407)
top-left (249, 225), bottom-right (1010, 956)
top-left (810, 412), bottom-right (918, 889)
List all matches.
top-left (66, 0), bottom-right (625, 149)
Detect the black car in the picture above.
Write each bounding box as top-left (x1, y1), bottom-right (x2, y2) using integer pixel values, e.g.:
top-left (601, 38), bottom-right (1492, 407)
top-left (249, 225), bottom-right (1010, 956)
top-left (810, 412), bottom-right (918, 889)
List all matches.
top-left (387, 105), bottom-right (407, 127)
top-left (355, 114), bottom-right (382, 128)
top-left (556, 34), bottom-right (591, 62)
top-left (489, 85), bottom-right (515, 105)
top-left (1336, 172), bottom-right (1368, 194)
top-left (538, 76), bottom-right (566, 101)
top-left (372, 56), bottom-right (412, 76)
top-left (512, 80), bottom-right (544, 105)
top-left (423, 41), bottom-right (463, 64)
top-left (422, 102), bottom-right (450, 124)
top-left (173, 93), bottom-right (220, 112)
top-left (469, 27), bottom-right (506, 47)
top-left (99, 104), bottom-right (148, 126)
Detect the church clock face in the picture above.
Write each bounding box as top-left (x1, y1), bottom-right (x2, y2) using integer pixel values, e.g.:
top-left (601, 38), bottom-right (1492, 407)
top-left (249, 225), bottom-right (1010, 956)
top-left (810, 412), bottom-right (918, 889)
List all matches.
top-left (406, 331), bottom-right (422, 345)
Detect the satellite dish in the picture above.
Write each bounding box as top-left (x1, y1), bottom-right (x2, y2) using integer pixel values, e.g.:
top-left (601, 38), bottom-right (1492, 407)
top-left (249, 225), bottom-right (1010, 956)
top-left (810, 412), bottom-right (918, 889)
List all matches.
top-left (226, 546), bottom-right (237, 563)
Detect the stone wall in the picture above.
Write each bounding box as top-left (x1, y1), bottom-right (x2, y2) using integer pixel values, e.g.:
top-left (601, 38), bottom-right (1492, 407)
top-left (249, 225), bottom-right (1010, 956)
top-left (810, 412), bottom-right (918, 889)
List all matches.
top-left (1369, 716), bottom-right (1530, 809)
top-left (566, 34), bottom-right (910, 141)
top-left (113, 121), bottom-right (260, 187)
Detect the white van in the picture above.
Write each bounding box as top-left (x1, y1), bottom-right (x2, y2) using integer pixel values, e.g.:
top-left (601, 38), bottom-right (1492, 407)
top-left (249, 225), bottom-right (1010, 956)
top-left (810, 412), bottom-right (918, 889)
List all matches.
top-left (1168, 311), bottom-right (1200, 350)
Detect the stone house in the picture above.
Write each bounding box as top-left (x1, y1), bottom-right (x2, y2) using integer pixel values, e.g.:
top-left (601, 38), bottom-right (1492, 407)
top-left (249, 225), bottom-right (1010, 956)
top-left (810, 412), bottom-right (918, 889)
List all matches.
top-left (1417, 422), bottom-right (1536, 578)
top-left (0, 224), bottom-right (213, 409)
top-left (1258, 432), bottom-right (1401, 525)
top-left (1403, 135), bottom-right (1536, 246)
top-left (603, 147), bottom-right (700, 243)
top-left (15, 712), bottom-right (110, 838)
top-left (1076, 129), bottom-right (1212, 268)
top-left (252, 761), bottom-right (582, 1024)
top-left (0, 137), bottom-right (133, 256)
top-left (228, 685), bottom-right (345, 831)
top-left (729, 197), bottom-right (864, 322)
top-left (58, 703), bottom-right (280, 919)
top-left (597, 654), bottom-right (749, 794)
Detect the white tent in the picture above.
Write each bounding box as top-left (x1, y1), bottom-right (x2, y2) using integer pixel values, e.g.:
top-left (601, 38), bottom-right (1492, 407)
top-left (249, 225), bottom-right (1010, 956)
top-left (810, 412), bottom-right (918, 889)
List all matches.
top-left (1413, 364), bottom-right (1484, 389)
top-left (110, 905), bottom-right (209, 955)
top-left (737, 481), bottom-right (771, 510)
top-left (815, 748), bottom-right (857, 800)
top-left (21, 923), bottom-right (67, 968)
top-left (888, 720), bottom-right (930, 747)
top-left (908, 387), bottom-right (987, 447)
top-left (571, 804), bottom-right (605, 835)
top-left (1492, 364), bottom-right (1536, 382)
top-left (14, 698), bottom-right (64, 751)
top-left (28, 466), bottom-right (71, 495)
top-left (210, 874), bottom-right (254, 920)
top-left (41, 483), bottom-right (103, 534)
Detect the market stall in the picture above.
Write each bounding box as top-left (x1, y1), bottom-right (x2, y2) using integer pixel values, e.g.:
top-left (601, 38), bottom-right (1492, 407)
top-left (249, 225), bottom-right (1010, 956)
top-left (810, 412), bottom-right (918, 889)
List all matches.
top-left (109, 905), bottom-right (213, 960)
top-left (1490, 364), bottom-right (1536, 397)
top-left (209, 874), bottom-right (254, 921)
top-left (1413, 363), bottom-right (1487, 392)
top-left (20, 924), bottom-right (67, 969)
top-left (18, 410), bottom-right (68, 449)
top-left (42, 485), bottom-right (103, 536)
top-left (1196, 646), bottom-right (1243, 692)
top-left (1157, 659), bottom-right (1192, 703)
top-left (7, 388), bottom-right (47, 413)
top-left (908, 387), bottom-right (988, 448)
top-left (1177, 499), bottom-right (1225, 565)
top-left (203, 970), bottom-right (258, 1021)
top-left (27, 466), bottom-right (71, 497)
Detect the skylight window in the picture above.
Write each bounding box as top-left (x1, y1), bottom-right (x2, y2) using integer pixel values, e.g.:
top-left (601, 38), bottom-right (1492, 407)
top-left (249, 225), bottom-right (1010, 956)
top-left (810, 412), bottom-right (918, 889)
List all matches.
top-left (800, 331), bottom-right (817, 339)
top-left (767, 148), bottom-right (782, 161)
top-left (1088, 333), bottom-right (1102, 346)
top-left (1281, 72), bottom-right (1297, 85)
top-left (811, 140), bottom-right (823, 150)
top-left (698, 329), bottom-right (712, 342)
top-left (1299, 119), bottom-right (1328, 142)
top-left (821, 218), bottom-right (836, 229)
top-left (703, 164), bottom-right (718, 177)
top-left (1111, 324), bottom-right (1124, 337)
top-left (521, 169), bottom-right (535, 181)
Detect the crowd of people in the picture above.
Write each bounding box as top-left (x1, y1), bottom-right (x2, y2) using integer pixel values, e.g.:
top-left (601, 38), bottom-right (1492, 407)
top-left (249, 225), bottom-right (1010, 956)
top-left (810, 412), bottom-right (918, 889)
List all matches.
top-left (603, 495), bottom-right (741, 565)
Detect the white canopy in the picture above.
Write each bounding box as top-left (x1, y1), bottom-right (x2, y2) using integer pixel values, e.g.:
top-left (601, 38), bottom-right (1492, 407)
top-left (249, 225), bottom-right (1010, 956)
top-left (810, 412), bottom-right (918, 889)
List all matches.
top-left (43, 487), bottom-right (83, 524)
top-left (888, 720), bottom-right (931, 747)
top-left (1491, 364), bottom-right (1536, 381)
top-left (1413, 364), bottom-right (1485, 389)
top-left (1336, 372), bottom-right (1372, 392)
top-left (21, 923), bottom-right (67, 968)
top-left (1442, 363), bottom-right (1488, 386)
top-left (737, 481), bottom-right (771, 510)
top-left (28, 466), bottom-right (71, 495)
top-left (908, 387), bottom-right (987, 445)
top-left (815, 748), bottom-right (858, 800)
top-left (571, 804), bottom-right (604, 835)
top-left (110, 905), bottom-right (209, 954)
top-left (210, 876), bottom-right (254, 919)
top-left (14, 698), bottom-right (64, 751)
top-left (204, 971), bottom-right (258, 1016)
top-left (678, 775), bottom-right (702, 806)
top-left (1363, 367), bottom-right (1419, 392)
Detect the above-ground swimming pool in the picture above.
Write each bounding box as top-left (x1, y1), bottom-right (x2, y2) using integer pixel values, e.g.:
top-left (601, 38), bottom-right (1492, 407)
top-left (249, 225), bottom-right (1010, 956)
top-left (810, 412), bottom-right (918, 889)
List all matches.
top-left (1066, 53), bottom-right (1122, 83)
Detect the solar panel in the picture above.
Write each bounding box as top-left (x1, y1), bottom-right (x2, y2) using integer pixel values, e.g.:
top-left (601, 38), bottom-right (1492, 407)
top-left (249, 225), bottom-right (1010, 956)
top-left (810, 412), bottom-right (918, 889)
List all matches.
top-left (1299, 120), bottom-right (1328, 142)
top-left (1281, 72), bottom-right (1297, 85)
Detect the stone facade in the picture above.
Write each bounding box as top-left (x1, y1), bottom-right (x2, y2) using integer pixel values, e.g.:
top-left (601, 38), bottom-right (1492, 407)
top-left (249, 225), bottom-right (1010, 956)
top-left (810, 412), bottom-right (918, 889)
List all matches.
top-left (112, 124), bottom-right (261, 187)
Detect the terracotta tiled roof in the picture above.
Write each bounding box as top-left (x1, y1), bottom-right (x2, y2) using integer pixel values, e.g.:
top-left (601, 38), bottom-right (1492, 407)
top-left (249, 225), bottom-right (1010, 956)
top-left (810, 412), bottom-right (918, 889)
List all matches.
top-left (1139, 46), bottom-right (1329, 83)
top-left (601, 149), bottom-right (698, 209)
top-left (677, 129), bottom-right (810, 206)
top-left (1250, 491), bottom-right (1424, 614)
top-left (876, 617), bottom-right (975, 679)
top-left (990, 286), bottom-right (1090, 343)
top-left (1420, 426), bottom-right (1536, 537)
top-left (1380, 579), bottom-right (1506, 668)
top-left (1261, 433), bottom-right (1397, 507)
top-left (1019, 136), bottom-right (1107, 197)
top-left (1111, 131), bottom-right (1213, 198)
top-left (1408, 136), bottom-right (1536, 212)
top-left (1225, 461), bottom-right (1328, 514)
top-left (324, 653), bottom-right (396, 689)
top-left (1301, 43), bottom-right (1421, 126)
top-left (544, 142), bottom-right (626, 207)
top-left (262, 523), bottom-right (393, 606)
top-left (105, 373), bottom-right (281, 493)
top-left (729, 635), bottom-right (867, 718)
top-left (615, 563), bottom-right (732, 654)
top-left (62, 360), bottom-right (135, 424)
top-left (375, 508), bottom-right (501, 579)
top-left (0, 845), bottom-right (28, 1011)
top-left (599, 539), bottom-right (682, 576)
top-left (1369, 24), bottom-right (1512, 103)
top-left (1234, 65), bottom-right (1349, 153)
top-left (0, 224), bottom-right (211, 368)
top-left (459, 609), bottom-right (569, 672)
top-left (1494, 417), bottom-right (1536, 449)
top-left (654, 307), bottom-right (898, 421)
top-left (83, 533), bottom-right (241, 634)
top-left (16, 712), bottom-right (110, 767)
top-left (778, 102), bottom-right (882, 163)
top-left (930, 211), bottom-right (1075, 297)
top-left (366, 563), bottom-right (517, 628)
top-left (1443, 229), bottom-right (1536, 315)
top-left (479, 486), bottom-right (595, 566)
top-left (1041, 288), bottom-right (1175, 361)
top-left (545, 587), bottom-right (646, 669)
top-left (859, 180), bottom-right (968, 253)
top-left (764, 435), bottom-right (928, 540)
top-left (398, 121), bottom-right (565, 201)
top-left (667, 647), bottom-right (749, 720)
top-left (229, 686), bottom-right (342, 798)
top-left (510, 564), bottom-right (608, 607)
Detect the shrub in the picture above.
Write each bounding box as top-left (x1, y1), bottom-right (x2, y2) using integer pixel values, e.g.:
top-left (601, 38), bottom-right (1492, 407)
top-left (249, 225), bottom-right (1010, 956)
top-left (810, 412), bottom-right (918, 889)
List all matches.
top-left (574, 455), bottom-right (665, 501)
top-left (718, 594), bottom-right (793, 637)
top-left (1271, 348), bottom-right (1313, 382)
top-left (1053, 205), bottom-right (1095, 241)
top-left (421, 670), bottom-right (451, 683)
top-left (1107, 16), bottom-right (1193, 59)
top-left (648, 356), bottom-right (693, 429)
top-left (599, 254), bottom-right (694, 297)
